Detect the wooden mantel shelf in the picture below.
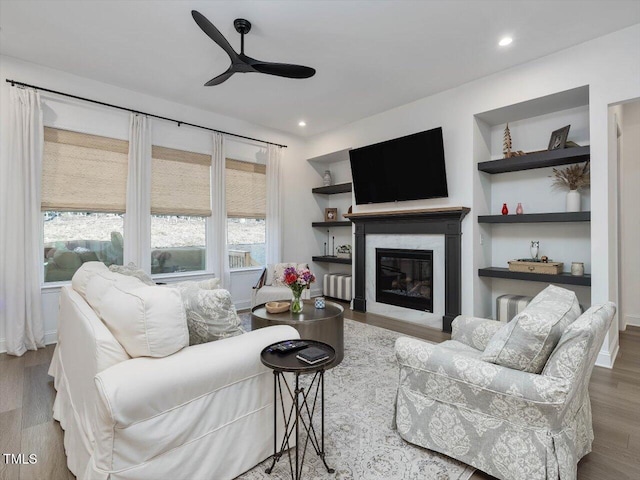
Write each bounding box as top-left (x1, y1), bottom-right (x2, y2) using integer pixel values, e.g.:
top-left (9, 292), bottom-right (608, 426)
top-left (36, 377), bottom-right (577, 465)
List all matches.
top-left (344, 206), bottom-right (470, 222)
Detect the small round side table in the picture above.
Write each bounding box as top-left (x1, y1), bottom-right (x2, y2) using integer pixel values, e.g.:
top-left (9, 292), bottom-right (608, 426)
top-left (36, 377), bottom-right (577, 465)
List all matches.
top-left (261, 339), bottom-right (335, 480)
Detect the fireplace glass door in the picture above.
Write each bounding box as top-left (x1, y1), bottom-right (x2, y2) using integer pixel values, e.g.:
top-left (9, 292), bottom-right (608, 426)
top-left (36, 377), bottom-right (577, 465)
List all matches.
top-left (376, 248), bottom-right (433, 312)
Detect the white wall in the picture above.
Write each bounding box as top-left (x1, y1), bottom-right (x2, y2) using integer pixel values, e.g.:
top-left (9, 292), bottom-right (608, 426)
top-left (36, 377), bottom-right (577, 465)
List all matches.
top-left (0, 54), bottom-right (309, 352)
top-left (301, 24), bottom-right (640, 367)
top-left (619, 100), bottom-right (640, 328)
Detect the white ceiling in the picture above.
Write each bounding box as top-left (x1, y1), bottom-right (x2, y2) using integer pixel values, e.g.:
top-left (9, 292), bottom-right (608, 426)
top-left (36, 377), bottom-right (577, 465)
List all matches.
top-left (1, 1), bottom-right (639, 137)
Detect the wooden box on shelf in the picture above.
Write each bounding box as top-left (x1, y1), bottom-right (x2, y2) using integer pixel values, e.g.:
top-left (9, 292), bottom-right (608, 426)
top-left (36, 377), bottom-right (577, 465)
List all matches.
top-left (508, 260), bottom-right (563, 275)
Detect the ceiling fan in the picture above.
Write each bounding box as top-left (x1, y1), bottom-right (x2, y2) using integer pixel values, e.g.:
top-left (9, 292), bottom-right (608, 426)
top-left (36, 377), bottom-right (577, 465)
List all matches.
top-left (191, 10), bottom-right (316, 86)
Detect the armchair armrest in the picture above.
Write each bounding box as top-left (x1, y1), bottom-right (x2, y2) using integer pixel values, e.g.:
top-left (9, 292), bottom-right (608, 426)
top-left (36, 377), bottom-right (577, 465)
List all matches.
top-left (451, 315), bottom-right (503, 351)
top-left (253, 267), bottom-right (267, 290)
top-left (95, 325), bottom-right (298, 428)
top-left (395, 336), bottom-right (570, 429)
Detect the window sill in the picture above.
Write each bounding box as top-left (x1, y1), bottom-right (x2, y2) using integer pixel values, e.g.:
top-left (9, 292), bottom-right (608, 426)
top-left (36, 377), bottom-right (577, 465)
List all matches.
top-left (41, 281), bottom-right (69, 292)
top-left (152, 271), bottom-right (213, 282)
top-left (230, 266), bottom-right (264, 274)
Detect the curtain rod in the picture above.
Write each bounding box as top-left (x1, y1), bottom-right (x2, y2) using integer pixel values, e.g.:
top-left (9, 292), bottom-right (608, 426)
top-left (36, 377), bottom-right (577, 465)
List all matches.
top-left (5, 79), bottom-right (288, 149)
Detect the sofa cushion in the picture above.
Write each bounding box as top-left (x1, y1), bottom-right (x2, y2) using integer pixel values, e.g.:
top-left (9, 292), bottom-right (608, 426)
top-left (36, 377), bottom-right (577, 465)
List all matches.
top-left (72, 261), bottom-right (111, 299)
top-left (481, 284), bottom-right (581, 373)
top-left (109, 262), bottom-right (155, 285)
top-left (98, 281), bottom-right (188, 358)
top-left (270, 262), bottom-right (308, 287)
top-left (168, 282), bottom-right (244, 345)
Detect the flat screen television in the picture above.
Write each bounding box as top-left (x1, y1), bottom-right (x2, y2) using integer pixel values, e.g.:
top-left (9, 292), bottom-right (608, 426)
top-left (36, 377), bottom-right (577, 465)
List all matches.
top-left (349, 127), bottom-right (448, 205)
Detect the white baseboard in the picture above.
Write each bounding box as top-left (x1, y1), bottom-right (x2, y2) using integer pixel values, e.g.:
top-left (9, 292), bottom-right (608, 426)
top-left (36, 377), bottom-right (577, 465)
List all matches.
top-left (595, 342), bottom-right (619, 369)
top-left (624, 313), bottom-right (640, 327)
top-left (0, 330), bottom-right (58, 355)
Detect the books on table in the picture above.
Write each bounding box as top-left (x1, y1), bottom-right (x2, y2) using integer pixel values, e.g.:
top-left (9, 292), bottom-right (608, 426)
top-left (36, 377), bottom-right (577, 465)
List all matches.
top-left (296, 346), bottom-right (330, 365)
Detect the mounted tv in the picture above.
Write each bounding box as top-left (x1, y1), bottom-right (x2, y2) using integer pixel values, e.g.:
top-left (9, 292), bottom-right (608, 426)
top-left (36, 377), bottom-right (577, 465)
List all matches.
top-left (349, 127), bottom-right (448, 205)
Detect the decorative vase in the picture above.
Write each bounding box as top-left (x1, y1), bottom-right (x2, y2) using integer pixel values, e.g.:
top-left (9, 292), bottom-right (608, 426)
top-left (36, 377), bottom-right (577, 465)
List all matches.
top-left (290, 289), bottom-right (304, 313)
top-left (315, 297), bottom-right (325, 309)
top-left (571, 262), bottom-right (585, 276)
top-left (566, 190), bottom-right (580, 212)
top-left (516, 202), bottom-right (523, 215)
top-left (501, 203), bottom-right (509, 215)
top-left (323, 170), bottom-right (332, 187)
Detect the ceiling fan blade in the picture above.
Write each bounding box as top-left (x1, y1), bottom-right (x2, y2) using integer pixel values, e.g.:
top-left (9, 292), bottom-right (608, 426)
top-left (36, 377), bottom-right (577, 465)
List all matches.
top-left (192, 10), bottom-right (238, 61)
top-left (252, 62), bottom-right (316, 79)
top-left (204, 68), bottom-right (235, 86)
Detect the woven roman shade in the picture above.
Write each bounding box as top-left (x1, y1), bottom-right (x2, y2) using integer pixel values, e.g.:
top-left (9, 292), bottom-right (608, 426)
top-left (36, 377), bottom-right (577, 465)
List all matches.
top-left (226, 159), bottom-right (266, 219)
top-left (151, 145), bottom-right (212, 216)
top-left (42, 127), bottom-right (129, 213)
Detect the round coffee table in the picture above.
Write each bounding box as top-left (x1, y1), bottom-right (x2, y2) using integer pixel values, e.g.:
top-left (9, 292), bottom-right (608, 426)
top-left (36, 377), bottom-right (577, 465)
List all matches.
top-left (252, 300), bottom-right (344, 368)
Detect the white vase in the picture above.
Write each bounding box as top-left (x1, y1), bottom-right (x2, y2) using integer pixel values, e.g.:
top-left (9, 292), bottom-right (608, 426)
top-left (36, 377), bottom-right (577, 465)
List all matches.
top-left (323, 170), bottom-right (332, 186)
top-left (566, 190), bottom-right (580, 212)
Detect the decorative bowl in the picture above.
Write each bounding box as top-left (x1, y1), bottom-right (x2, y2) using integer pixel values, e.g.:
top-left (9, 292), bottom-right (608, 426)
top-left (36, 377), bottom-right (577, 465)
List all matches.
top-left (265, 302), bottom-right (291, 314)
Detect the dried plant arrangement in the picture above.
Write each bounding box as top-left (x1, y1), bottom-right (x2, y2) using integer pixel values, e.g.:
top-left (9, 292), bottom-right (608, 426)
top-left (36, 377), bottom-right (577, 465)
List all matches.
top-left (551, 162), bottom-right (590, 191)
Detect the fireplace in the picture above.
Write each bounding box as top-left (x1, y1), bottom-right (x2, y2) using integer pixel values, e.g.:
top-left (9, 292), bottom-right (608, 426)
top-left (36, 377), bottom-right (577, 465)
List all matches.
top-left (376, 248), bottom-right (433, 312)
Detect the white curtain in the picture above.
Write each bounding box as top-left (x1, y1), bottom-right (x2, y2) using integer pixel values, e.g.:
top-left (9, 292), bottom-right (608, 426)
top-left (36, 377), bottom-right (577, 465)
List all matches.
top-left (211, 132), bottom-right (230, 287)
top-left (123, 115), bottom-right (152, 272)
top-left (0, 88), bottom-right (45, 356)
top-left (266, 144), bottom-right (283, 264)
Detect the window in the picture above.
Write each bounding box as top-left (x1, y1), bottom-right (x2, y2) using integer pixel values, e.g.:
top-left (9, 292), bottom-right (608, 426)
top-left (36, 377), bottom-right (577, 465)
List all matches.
top-left (150, 145), bottom-right (211, 274)
top-left (42, 128), bottom-right (127, 282)
top-left (226, 159), bottom-right (266, 268)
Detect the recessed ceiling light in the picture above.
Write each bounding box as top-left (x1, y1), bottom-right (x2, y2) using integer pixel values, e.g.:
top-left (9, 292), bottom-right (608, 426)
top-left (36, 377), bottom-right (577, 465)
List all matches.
top-left (499, 37), bottom-right (513, 47)
top-left (298, 121), bottom-right (306, 127)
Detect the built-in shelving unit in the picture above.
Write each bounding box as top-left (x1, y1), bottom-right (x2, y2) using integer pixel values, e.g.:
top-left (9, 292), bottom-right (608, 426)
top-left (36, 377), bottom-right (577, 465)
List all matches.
top-left (478, 267), bottom-right (591, 286)
top-left (311, 182), bottom-right (352, 195)
top-left (472, 85), bottom-right (592, 318)
top-left (307, 148), bottom-right (353, 271)
top-left (478, 212), bottom-right (590, 223)
top-left (477, 146), bottom-right (590, 174)
top-left (312, 256), bottom-right (352, 265)
top-left (311, 221), bottom-right (352, 228)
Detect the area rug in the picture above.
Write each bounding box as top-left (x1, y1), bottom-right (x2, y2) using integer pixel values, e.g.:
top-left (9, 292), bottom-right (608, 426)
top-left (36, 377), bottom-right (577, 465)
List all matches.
top-left (238, 315), bottom-right (475, 480)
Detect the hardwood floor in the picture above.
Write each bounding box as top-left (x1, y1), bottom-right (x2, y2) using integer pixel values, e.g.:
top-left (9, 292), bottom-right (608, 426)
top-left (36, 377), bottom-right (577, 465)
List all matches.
top-left (1, 308), bottom-right (638, 480)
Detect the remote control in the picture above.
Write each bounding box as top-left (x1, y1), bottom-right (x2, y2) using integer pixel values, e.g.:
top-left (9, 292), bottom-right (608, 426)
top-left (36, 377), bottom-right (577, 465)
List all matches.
top-left (272, 340), bottom-right (309, 353)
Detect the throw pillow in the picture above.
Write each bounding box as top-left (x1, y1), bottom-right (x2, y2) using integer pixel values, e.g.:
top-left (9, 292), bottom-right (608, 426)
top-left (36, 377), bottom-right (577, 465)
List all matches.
top-left (271, 263), bottom-right (309, 287)
top-left (481, 284), bottom-right (582, 373)
top-left (96, 280), bottom-right (188, 358)
top-left (169, 282), bottom-right (244, 345)
top-left (109, 262), bottom-right (155, 285)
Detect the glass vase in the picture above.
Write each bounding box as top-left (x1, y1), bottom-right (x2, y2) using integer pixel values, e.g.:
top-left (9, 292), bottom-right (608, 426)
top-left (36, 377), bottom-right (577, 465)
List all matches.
top-left (290, 290), bottom-right (304, 313)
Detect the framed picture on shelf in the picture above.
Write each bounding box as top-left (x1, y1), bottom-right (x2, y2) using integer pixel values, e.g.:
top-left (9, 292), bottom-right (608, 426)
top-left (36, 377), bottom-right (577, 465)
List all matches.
top-left (548, 125), bottom-right (570, 150)
top-left (324, 208), bottom-right (338, 222)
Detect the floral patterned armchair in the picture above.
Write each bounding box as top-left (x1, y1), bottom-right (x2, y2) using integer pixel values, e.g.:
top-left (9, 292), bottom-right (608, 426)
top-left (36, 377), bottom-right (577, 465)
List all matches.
top-left (394, 302), bottom-right (616, 480)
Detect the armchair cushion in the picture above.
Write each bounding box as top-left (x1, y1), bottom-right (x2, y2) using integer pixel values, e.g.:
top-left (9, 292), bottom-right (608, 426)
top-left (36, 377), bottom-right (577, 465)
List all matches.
top-left (481, 285), bottom-right (581, 373)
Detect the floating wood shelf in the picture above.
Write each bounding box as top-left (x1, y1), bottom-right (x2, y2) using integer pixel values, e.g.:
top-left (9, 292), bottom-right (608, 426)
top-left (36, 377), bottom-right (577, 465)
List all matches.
top-left (312, 183), bottom-right (352, 195)
top-left (477, 146), bottom-right (590, 174)
top-left (312, 256), bottom-right (352, 265)
top-left (478, 267), bottom-right (591, 286)
top-left (312, 221), bottom-right (352, 227)
top-left (478, 212), bottom-right (590, 223)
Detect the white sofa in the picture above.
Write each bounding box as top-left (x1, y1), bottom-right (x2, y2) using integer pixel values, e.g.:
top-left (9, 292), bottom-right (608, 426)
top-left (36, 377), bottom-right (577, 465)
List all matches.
top-left (49, 265), bottom-right (299, 480)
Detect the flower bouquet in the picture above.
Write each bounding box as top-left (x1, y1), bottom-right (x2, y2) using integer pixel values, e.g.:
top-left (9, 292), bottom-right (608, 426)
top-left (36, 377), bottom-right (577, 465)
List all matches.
top-left (281, 266), bottom-right (316, 313)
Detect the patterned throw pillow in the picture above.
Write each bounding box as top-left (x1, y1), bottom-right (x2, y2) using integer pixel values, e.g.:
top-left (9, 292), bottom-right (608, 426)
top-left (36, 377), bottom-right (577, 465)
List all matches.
top-left (481, 284), bottom-right (582, 373)
top-left (109, 262), bottom-right (155, 285)
top-left (271, 263), bottom-right (309, 287)
top-left (169, 282), bottom-right (244, 345)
